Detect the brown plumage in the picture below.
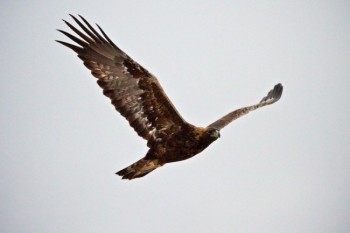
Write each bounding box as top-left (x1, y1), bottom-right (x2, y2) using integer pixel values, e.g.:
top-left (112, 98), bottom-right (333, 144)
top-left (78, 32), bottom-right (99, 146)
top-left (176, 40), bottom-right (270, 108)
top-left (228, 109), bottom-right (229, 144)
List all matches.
top-left (57, 15), bottom-right (283, 180)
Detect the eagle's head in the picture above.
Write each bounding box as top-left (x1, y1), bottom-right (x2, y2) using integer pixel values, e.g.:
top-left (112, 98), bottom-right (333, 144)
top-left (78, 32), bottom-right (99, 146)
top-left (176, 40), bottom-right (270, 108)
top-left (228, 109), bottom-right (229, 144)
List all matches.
top-left (207, 127), bottom-right (220, 139)
top-left (196, 127), bottom-right (220, 151)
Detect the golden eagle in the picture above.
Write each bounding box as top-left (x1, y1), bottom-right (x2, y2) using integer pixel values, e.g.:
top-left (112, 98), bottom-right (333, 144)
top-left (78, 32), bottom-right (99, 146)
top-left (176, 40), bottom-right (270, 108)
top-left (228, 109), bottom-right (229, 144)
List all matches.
top-left (57, 15), bottom-right (283, 180)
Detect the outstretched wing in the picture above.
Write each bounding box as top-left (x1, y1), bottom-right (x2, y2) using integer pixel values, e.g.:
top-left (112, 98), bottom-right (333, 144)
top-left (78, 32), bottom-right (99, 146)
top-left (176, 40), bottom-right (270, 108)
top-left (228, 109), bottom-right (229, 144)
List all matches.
top-left (207, 83), bottom-right (283, 130)
top-left (56, 15), bottom-right (187, 144)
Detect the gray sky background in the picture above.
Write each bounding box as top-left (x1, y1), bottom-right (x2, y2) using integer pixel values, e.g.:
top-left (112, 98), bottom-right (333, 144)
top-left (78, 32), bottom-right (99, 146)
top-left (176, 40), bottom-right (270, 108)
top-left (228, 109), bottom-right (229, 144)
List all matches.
top-left (1, 1), bottom-right (349, 233)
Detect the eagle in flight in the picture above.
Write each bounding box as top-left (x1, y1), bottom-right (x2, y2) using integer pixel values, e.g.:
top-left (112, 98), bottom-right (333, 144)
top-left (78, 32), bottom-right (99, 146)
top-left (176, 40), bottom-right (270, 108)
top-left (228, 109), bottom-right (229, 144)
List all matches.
top-left (57, 15), bottom-right (283, 180)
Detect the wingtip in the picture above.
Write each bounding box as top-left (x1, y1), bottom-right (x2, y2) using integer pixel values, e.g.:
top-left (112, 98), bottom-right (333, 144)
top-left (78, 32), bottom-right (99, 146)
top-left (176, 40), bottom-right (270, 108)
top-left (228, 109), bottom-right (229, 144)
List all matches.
top-left (275, 83), bottom-right (283, 94)
top-left (55, 39), bottom-right (64, 43)
top-left (78, 14), bottom-right (87, 21)
top-left (273, 83), bottom-right (283, 91)
top-left (69, 14), bottom-right (79, 21)
top-left (259, 83), bottom-right (284, 104)
top-left (273, 83), bottom-right (283, 101)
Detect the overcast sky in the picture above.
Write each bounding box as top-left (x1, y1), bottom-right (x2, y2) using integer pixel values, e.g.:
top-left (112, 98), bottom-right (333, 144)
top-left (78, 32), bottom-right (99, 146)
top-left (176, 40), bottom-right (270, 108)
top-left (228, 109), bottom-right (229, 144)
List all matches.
top-left (1, 1), bottom-right (349, 233)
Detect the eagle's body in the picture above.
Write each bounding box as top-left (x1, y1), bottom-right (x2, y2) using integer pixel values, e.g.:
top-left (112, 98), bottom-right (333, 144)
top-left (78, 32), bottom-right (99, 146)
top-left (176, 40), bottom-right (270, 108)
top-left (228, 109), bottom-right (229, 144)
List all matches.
top-left (118, 125), bottom-right (219, 179)
top-left (57, 15), bottom-right (283, 179)
top-left (147, 125), bottom-right (219, 163)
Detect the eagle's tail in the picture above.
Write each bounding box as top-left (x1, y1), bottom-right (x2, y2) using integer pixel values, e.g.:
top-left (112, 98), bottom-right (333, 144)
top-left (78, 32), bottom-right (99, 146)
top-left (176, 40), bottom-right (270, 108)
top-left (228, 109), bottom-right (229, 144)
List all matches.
top-left (116, 158), bottom-right (163, 180)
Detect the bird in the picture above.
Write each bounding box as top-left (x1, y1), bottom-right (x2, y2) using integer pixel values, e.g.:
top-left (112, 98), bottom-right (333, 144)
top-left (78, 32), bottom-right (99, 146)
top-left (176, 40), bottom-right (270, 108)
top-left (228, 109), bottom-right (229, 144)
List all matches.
top-left (56, 15), bottom-right (283, 180)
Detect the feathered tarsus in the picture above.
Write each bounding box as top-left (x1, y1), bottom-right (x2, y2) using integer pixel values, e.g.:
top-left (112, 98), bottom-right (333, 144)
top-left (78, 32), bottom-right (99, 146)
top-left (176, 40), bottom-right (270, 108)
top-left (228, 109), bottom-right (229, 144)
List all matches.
top-left (57, 15), bottom-right (283, 179)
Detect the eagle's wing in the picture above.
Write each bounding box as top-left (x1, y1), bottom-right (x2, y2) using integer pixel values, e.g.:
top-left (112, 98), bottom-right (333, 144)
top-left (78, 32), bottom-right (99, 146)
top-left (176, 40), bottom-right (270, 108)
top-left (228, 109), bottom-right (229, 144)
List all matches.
top-left (57, 15), bottom-right (187, 144)
top-left (207, 83), bottom-right (283, 130)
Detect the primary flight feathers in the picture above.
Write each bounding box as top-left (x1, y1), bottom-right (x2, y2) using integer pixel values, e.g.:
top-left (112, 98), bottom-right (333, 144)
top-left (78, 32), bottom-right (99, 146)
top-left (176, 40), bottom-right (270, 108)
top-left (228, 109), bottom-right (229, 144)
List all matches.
top-left (57, 15), bottom-right (283, 180)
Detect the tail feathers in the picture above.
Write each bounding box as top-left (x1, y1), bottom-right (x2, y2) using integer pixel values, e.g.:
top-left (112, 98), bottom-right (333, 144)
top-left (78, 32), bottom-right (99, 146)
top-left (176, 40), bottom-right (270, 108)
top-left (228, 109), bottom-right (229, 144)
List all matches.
top-left (116, 158), bottom-right (163, 180)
